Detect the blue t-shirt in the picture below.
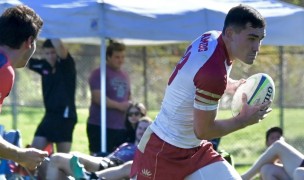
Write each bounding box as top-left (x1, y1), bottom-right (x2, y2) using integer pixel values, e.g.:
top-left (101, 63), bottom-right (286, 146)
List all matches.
top-left (107, 142), bottom-right (136, 163)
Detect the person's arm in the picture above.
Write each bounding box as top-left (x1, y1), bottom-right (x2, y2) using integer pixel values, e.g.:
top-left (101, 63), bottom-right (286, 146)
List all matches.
top-left (193, 93), bottom-right (272, 140)
top-left (95, 160), bottom-right (133, 180)
top-left (91, 89), bottom-right (130, 112)
top-left (106, 97), bottom-right (130, 112)
top-left (0, 137), bottom-right (48, 170)
top-left (50, 39), bottom-right (68, 59)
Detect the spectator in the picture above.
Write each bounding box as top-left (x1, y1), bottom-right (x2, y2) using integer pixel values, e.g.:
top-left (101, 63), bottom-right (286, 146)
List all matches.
top-left (241, 127), bottom-right (301, 180)
top-left (87, 40), bottom-right (131, 154)
top-left (46, 116), bottom-right (152, 180)
top-left (125, 102), bottom-right (147, 143)
top-left (28, 38), bottom-right (77, 153)
top-left (0, 5), bottom-right (48, 170)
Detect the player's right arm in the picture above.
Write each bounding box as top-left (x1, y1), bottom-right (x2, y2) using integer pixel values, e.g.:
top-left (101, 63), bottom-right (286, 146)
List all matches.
top-left (193, 94), bottom-right (272, 140)
top-left (0, 136), bottom-right (48, 170)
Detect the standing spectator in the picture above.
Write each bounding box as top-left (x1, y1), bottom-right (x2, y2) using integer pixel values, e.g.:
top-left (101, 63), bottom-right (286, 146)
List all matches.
top-left (28, 39), bottom-right (77, 153)
top-left (0, 5), bottom-right (48, 170)
top-left (87, 41), bottom-right (131, 154)
top-left (131, 4), bottom-right (271, 180)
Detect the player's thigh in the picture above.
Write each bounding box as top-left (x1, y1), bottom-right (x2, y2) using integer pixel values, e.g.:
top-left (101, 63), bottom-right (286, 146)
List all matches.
top-left (185, 161), bottom-right (241, 180)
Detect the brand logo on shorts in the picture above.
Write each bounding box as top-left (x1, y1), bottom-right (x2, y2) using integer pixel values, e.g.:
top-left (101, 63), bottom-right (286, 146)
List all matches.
top-left (141, 168), bottom-right (152, 178)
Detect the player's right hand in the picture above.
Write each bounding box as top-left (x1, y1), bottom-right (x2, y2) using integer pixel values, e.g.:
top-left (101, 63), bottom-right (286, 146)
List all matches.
top-left (17, 148), bottom-right (48, 170)
top-left (238, 93), bottom-right (272, 126)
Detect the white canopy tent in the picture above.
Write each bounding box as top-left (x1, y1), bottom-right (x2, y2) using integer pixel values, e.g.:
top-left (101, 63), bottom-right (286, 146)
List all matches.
top-left (1, 0), bottom-right (304, 152)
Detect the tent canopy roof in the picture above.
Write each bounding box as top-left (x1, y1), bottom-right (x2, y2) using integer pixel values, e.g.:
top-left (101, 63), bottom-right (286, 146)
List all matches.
top-left (2, 0), bottom-right (304, 45)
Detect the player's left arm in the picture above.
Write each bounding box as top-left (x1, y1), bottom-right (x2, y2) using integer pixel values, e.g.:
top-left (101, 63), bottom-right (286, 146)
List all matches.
top-left (50, 39), bottom-right (68, 59)
top-left (224, 78), bottom-right (245, 95)
top-left (193, 94), bottom-right (271, 140)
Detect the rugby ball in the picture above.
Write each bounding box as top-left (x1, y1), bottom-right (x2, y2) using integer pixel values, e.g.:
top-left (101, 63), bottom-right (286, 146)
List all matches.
top-left (231, 73), bottom-right (275, 117)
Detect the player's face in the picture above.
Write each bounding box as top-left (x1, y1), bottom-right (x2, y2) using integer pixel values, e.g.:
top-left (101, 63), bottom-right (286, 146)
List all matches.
top-left (230, 23), bottom-right (265, 64)
top-left (43, 47), bottom-right (57, 64)
top-left (128, 107), bottom-right (143, 125)
top-left (136, 121), bottom-right (150, 141)
top-left (107, 50), bottom-right (125, 70)
top-left (266, 132), bottom-right (282, 147)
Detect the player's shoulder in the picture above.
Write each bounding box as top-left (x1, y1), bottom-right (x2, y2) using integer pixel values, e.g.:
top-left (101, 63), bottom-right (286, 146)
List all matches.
top-left (190, 30), bottom-right (222, 53)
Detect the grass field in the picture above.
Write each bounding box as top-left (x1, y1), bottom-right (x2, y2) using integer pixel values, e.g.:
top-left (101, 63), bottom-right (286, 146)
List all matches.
top-left (0, 106), bottom-right (303, 176)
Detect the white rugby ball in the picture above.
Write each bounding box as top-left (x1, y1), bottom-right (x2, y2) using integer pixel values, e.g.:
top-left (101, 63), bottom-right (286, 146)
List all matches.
top-left (231, 73), bottom-right (275, 117)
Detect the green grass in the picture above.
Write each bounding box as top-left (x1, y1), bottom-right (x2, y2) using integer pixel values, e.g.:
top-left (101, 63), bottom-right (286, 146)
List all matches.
top-left (0, 106), bottom-right (304, 175)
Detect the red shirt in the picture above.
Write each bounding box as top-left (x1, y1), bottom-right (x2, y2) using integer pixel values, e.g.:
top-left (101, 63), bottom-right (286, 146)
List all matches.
top-left (0, 53), bottom-right (14, 112)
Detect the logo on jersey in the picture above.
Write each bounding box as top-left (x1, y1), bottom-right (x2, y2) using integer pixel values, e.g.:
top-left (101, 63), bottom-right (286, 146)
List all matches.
top-left (141, 168), bottom-right (152, 178)
top-left (198, 33), bottom-right (211, 52)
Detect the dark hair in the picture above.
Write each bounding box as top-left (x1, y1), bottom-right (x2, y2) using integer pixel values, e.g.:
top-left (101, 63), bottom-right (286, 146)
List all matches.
top-left (266, 127), bottom-right (283, 143)
top-left (222, 4), bottom-right (265, 34)
top-left (106, 40), bottom-right (126, 60)
top-left (125, 102), bottom-right (147, 143)
top-left (0, 5), bottom-right (43, 49)
top-left (42, 39), bottom-right (54, 48)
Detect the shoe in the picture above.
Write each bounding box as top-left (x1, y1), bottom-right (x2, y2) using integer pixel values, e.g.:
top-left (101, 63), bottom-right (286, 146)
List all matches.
top-left (69, 155), bottom-right (89, 180)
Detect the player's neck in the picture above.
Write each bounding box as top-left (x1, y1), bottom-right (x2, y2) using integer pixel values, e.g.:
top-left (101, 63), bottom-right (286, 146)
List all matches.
top-left (221, 35), bottom-right (236, 62)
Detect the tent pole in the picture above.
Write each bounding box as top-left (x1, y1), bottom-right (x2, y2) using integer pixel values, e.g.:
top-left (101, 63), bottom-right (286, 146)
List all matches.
top-left (142, 47), bottom-right (148, 109)
top-left (100, 37), bottom-right (107, 153)
top-left (278, 46), bottom-right (284, 130)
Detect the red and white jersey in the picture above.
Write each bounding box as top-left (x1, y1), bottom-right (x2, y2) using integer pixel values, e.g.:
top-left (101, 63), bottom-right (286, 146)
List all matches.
top-left (150, 31), bottom-right (232, 148)
top-left (0, 53), bottom-right (14, 112)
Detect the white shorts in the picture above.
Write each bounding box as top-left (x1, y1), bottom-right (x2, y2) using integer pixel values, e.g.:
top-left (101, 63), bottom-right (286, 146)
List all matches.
top-left (185, 160), bottom-right (242, 180)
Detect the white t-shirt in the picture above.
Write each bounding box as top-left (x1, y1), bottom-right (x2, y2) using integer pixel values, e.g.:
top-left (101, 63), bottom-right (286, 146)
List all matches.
top-left (150, 31), bottom-right (232, 148)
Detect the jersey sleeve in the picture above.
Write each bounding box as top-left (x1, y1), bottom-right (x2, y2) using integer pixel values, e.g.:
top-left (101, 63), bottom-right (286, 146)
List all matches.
top-left (60, 53), bottom-right (76, 74)
top-left (193, 58), bottom-right (227, 111)
top-left (27, 58), bottom-right (44, 74)
top-left (0, 64), bottom-right (14, 110)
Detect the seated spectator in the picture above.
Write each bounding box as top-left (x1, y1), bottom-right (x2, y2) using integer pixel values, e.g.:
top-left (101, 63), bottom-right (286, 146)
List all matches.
top-left (124, 102), bottom-right (147, 143)
top-left (241, 127), bottom-right (304, 180)
top-left (46, 116), bottom-right (152, 180)
top-left (97, 102), bottom-right (147, 158)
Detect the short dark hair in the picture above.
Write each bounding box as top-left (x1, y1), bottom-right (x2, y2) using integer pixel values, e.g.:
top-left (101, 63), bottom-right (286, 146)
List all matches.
top-left (223, 4), bottom-right (266, 34)
top-left (266, 127), bottom-right (283, 143)
top-left (42, 39), bottom-right (54, 48)
top-left (106, 40), bottom-right (125, 60)
top-left (0, 5), bottom-right (43, 49)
